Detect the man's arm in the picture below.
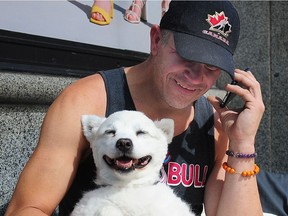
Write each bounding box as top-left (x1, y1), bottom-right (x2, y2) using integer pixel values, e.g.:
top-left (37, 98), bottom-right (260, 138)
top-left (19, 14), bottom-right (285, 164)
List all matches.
top-left (5, 74), bottom-right (106, 216)
top-left (205, 69), bottom-right (264, 216)
top-left (203, 110), bottom-right (228, 216)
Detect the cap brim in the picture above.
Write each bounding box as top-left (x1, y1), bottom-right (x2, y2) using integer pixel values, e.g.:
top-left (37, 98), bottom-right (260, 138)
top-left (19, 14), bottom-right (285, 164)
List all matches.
top-left (173, 32), bottom-right (235, 79)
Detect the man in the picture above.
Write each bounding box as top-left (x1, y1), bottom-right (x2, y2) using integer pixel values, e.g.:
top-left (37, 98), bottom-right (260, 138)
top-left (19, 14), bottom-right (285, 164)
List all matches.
top-left (6, 1), bottom-right (264, 216)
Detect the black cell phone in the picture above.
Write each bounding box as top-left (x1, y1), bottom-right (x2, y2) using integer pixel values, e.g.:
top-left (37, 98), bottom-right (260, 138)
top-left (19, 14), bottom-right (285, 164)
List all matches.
top-left (220, 68), bottom-right (250, 108)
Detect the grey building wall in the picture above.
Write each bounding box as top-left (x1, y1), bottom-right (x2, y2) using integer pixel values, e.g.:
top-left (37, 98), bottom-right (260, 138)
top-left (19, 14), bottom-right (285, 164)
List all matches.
top-left (1, 1), bottom-right (287, 215)
top-left (234, 1), bottom-right (272, 171)
top-left (0, 73), bottom-right (78, 215)
top-left (233, 1), bottom-right (288, 173)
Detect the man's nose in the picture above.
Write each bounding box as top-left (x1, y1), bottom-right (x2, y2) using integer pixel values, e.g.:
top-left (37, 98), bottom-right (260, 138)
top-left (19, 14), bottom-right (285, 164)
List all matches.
top-left (185, 63), bottom-right (206, 82)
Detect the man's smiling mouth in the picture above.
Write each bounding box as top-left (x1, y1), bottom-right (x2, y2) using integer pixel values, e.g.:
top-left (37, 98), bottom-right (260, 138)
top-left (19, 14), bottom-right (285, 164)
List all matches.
top-left (176, 80), bottom-right (196, 91)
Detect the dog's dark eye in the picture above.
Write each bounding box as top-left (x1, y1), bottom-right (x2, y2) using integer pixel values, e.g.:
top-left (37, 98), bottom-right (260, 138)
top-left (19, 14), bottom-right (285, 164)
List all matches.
top-left (105, 130), bottom-right (116, 136)
top-left (136, 130), bottom-right (147, 136)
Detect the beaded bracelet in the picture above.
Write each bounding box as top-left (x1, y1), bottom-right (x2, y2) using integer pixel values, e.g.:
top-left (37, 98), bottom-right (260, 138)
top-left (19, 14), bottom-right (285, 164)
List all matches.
top-left (222, 162), bottom-right (260, 177)
top-left (226, 150), bottom-right (257, 158)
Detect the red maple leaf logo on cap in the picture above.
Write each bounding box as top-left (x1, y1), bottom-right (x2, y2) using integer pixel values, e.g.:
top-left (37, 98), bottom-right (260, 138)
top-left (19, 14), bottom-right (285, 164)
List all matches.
top-left (206, 11), bottom-right (231, 37)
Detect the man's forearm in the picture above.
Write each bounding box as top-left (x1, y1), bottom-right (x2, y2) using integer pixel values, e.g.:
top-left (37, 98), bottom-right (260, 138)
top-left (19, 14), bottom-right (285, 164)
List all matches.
top-left (5, 206), bottom-right (50, 216)
top-left (216, 158), bottom-right (262, 216)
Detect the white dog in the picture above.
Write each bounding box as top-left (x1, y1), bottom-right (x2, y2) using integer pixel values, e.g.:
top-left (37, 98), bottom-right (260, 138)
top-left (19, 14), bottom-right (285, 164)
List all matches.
top-left (71, 110), bottom-right (195, 216)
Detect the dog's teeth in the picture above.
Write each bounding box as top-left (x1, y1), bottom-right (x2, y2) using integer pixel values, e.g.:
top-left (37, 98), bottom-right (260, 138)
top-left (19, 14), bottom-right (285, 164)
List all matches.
top-left (116, 160), bottom-right (133, 169)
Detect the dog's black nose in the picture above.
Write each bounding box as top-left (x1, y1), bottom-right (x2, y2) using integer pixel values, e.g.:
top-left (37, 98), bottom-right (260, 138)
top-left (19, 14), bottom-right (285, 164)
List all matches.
top-left (116, 138), bottom-right (133, 152)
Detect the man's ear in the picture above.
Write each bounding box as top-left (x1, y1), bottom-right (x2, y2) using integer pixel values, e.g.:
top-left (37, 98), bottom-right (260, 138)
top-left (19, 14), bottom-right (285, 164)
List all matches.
top-left (81, 115), bottom-right (106, 143)
top-left (154, 118), bottom-right (174, 144)
top-left (150, 24), bottom-right (162, 56)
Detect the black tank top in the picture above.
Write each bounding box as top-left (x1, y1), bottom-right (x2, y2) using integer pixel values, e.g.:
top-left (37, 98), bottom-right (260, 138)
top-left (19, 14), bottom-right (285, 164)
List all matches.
top-left (59, 68), bottom-right (215, 216)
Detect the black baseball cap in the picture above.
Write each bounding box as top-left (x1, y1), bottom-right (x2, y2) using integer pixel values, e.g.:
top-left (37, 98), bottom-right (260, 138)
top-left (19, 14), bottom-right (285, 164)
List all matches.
top-left (160, 1), bottom-right (240, 78)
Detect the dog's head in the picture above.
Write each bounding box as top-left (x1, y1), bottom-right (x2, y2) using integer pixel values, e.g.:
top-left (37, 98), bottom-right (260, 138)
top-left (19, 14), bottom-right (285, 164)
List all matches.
top-left (81, 110), bottom-right (174, 186)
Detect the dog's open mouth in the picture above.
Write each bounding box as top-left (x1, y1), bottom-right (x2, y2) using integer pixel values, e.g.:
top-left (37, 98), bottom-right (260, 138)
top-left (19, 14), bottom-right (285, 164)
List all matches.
top-left (103, 155), bottom-right (152, 172)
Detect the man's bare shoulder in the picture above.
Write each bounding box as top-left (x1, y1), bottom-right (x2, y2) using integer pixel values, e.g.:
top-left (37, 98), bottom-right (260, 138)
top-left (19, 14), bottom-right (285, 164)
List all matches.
top-left (54, 73), bottom-right (107, 115)
top-left (39, 73), bottom-right (107, 151)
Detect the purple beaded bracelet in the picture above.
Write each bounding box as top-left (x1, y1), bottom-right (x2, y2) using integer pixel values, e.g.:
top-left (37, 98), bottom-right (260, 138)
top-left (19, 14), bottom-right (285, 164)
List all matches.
top-left (226, 150), bottom-right (257, 158)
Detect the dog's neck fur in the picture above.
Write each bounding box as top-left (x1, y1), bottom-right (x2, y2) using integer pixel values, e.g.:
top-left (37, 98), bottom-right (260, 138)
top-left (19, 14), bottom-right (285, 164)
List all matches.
top-left (95, 171), bottom-right (161, 188)
top-left (97, 180), bottom-right (160, 188)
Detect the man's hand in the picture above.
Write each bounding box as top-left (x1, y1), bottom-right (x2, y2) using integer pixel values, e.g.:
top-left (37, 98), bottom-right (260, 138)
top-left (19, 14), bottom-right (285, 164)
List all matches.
top-left (207, 68), bottom-right (265, 148)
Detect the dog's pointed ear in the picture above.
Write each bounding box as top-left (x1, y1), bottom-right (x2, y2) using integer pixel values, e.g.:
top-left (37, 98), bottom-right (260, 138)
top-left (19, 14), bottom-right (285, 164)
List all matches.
top-left (81, 115), bottom-right (106, 143)
top-left (154, 119), bottom-right (174, 144)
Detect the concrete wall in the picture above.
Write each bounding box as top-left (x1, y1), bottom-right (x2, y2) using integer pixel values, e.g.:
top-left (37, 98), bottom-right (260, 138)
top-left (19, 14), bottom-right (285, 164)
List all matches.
top-left (1, 1), bottom-right (288, 215)
top-left (232, 1), bottom-right (288, 173)
top-left (270, 1), bottom-right (288, 173)
top-left (233, 1), bottom-right (272, 171)
top-left (0, 72), bottom-right (78, 215)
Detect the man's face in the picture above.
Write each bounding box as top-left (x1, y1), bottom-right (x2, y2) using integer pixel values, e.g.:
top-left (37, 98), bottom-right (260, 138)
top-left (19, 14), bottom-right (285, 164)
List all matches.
top-left (154, 33), bottom-right (221, 110)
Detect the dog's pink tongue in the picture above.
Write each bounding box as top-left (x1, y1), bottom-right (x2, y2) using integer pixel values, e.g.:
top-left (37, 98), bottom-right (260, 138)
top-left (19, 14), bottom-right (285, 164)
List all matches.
top-left (116, 159), bottom-right (133, 169)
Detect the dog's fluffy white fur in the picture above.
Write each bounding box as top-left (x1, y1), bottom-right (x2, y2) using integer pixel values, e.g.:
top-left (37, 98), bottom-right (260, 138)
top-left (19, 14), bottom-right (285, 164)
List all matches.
top-left (71, 110), bottom-right (195, 216)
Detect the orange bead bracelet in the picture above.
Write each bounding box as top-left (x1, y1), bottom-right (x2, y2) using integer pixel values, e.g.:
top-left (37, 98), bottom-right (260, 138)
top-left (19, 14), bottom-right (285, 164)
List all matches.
top-left (222, 162), bottom-right (260, 177)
